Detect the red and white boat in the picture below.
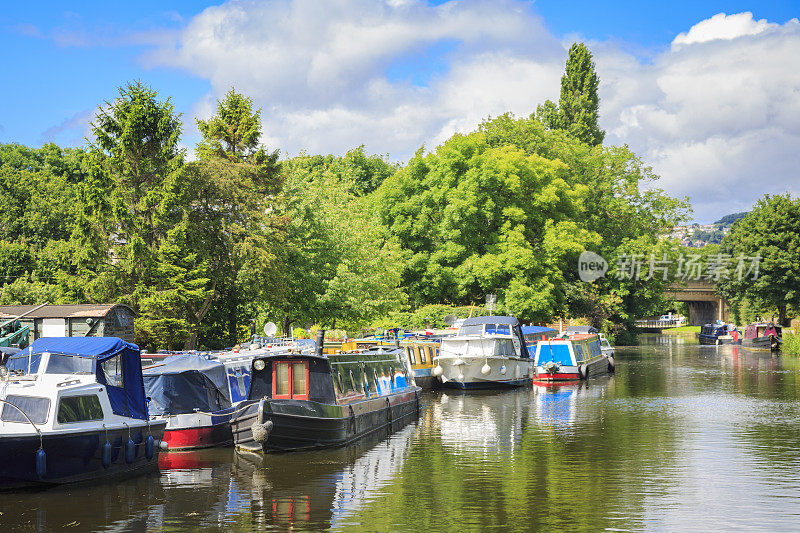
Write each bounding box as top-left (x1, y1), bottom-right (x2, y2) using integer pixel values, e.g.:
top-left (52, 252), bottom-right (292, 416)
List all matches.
top-left (532, 332), bottom-right (614, 383)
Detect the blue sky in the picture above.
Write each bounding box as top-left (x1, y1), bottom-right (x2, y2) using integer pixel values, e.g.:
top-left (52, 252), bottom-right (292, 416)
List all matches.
top-left (1, 1), bottom-right (799, 222)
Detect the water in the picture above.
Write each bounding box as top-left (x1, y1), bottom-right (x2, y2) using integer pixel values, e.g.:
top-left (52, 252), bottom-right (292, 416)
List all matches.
top-left (4, 339), bottom-right (800, 531)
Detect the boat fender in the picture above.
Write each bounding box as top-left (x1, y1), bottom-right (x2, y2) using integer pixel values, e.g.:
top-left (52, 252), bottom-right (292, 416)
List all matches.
top-left (35, 448), bottom-right (46, 478)
top-left (481, 364), bottom-right (491, 375)
top-left (500, 365), bottom-right (507, 375)
top-left (102, 440), bottom-right (113, 468)
top-left (251, 420), bottom-right (273, 444)
top-left (432, 366), bottom-right (443, 378)
top-left (158, 440), bottom-right (169, 451)
top-left (125, 438), bottom-right (136, 464)
top-left (579, 365), bottom-right (588, 379)
top-left (607, 356), bottom-right (615, 372)
top-left (145, 435), bottom-right (155, 460)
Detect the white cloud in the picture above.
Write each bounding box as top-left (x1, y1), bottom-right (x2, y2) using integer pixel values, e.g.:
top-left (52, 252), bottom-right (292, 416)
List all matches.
top-left (672, 12), bottom-right (775, 48)
top-left (143, 3), bottom-right (800, 222)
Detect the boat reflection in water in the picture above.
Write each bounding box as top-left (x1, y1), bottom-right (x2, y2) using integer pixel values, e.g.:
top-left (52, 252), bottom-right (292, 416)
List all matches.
top-left (228, 419), bottom-right (418, 531)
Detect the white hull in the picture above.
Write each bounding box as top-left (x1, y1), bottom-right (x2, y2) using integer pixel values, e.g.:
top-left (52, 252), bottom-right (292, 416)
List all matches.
top-left (436, 355), bottom-right (532, 388)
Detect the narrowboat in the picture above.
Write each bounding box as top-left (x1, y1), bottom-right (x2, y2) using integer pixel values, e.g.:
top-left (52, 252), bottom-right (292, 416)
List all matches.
top-left (143, 355), bottom-right (236, 450)
top-left (230, 343), bottom-right (421, 453)
top-left (402, 339), bottom-right (440, 390)
top-left (698, 322), bottom-right (740, 345)
top-left (532, 333), bottom-right (613, 382)
top-left (0, 337), bottom-right (166, 489)
top-left (433, 316), bottom-right (533, 389)
top-left (742, 322), bottom-right (782, 351)
top-left (521, 326), bottom-right (558, 353)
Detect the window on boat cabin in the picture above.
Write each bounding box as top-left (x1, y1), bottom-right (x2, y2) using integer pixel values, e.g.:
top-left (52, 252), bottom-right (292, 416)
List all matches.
top-left (459, 324), bottom-right (484, 336)
top-left (57, 394), bottom-right (104, 423)
top-left (493, 339), bottom-right (515, 356)
top-left (272, 360), bottom-right (309, 400)
top-left (46, 354), bottom-right (94, 374)
top-left (5, 353), bottom-right (42, 374)
top-left (417, 346), bottom-right (427, 364)
top-left (574, 344), bottom-right (584, 362)
top-left (485, 324), bottom-right (511, 336)
top-left (406, 347), bottom-right (417, 365)
top-left (100, 355), bottom-right (124, 388)
top-left (1, 394), bottom-right (50, 424)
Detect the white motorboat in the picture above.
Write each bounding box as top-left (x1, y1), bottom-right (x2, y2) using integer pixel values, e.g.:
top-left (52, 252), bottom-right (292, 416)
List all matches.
top-left (433, 316), bottom-right (533, 389)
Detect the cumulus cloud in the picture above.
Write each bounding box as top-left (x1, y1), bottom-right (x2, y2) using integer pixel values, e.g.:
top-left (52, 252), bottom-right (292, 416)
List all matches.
top-left (143, 2), bottom-right (800, 221)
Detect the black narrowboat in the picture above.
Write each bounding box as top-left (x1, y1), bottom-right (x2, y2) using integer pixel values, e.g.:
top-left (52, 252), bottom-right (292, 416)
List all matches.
top-left (230, 346), bottom-right (421, 453)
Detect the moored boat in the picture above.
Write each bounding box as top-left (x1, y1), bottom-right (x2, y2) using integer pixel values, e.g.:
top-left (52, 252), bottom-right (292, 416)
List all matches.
top-left (0, 337), bottom-right (166, 489)
top-left (433, 316), bottom-right (533, 389)
top-left (698, 322), bottom-right (740, 345)
top-left (230, 341), bottom-right (420, 453)
top-left (402, 339), bottom-right (440, 390)
top-left (532, 333), bottom-right (613, 383)
top-left (742, 322), bottom-right (782, 351)
top-left (143, 355), bottom-right (236, 450)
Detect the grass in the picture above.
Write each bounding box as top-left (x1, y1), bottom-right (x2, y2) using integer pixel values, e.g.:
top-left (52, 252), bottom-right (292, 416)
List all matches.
top-left (661, 325), bottom-right (701, 335)
top-left (782, 330), bottom-right (800, 355)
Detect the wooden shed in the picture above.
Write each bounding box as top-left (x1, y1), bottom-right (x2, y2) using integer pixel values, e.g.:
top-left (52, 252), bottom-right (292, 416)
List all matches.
top-left (0, 304), bottom-right (136, 344)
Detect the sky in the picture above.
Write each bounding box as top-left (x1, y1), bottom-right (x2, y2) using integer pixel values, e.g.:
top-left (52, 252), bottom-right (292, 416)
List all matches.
top-left (1, 1), bottom-right (799, 223)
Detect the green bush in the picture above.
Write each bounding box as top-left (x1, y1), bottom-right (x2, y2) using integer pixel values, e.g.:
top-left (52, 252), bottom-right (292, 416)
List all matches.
top-left (782, 330), bottom-right (800, 356)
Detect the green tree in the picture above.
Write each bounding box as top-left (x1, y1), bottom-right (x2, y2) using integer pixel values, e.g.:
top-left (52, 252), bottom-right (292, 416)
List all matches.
top-left (718, 194), bottom-right (800, 325)
top-left (536, 43), bottom-right (605, 146)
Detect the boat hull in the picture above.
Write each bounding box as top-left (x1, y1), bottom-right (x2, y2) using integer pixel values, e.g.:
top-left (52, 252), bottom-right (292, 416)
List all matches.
top-left (436, 356), bottom-right (532, 389)
top-left (534, 355), bottom-right (612, 383)
top-left (742, 336), bottom-right (780, 351)
top-left (231, 389), bottom-right (420, 453)
top-left (158, 409), bottom-right (235, 450)
top-left (410, 367), bottom-right (439, 390)
top-left (0, 421), bottom-right (166, 490)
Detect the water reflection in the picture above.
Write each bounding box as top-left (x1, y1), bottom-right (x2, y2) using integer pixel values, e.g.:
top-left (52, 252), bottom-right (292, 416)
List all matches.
top-left (5, 342), bottom-right (800, 531)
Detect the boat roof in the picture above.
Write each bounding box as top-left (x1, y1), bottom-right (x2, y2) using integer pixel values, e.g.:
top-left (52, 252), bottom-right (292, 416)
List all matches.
top-left (143, 354), bottom-right (230, 415)
top-left (521, 326), bottom-right (557, 335)
top-left (565, 325), bottom-right (598, 334)
top-left (26, 336), bottom-right (137, 358)
top-left (462, 316), bottom-right (519, 326)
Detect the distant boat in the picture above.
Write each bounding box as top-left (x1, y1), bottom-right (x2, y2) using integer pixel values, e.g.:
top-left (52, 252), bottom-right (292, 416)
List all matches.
top-left (230, 345), bottom-right (420, 453)
top-left (599, 333), bottom-right (615, 356)
top-left (433, 316), bottom-right (533, 389)
top-left (0, 337), bottom-right (166, 489)
top-left (532, 332), bottom-right (614, 383)
top-left (698, 322), bottom-right (740, 345)
top-left (143, 355), bottom-right (236, 450)
top-left (742, 322), bottom-right (782, 351)
top-left (400, 338), bottom-right (440, 390)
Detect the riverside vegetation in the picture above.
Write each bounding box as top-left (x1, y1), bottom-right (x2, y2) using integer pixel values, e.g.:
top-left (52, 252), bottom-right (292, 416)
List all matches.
top-left (0, 44), bottom-right (796, 351)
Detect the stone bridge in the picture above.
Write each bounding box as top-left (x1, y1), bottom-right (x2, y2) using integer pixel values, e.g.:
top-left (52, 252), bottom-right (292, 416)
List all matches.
top-left (665, 280), bottom-right (730, 326)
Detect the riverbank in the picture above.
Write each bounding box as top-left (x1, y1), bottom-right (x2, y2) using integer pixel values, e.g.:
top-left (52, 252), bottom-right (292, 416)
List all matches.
top-left (661, 325), bottom-right (700, 335)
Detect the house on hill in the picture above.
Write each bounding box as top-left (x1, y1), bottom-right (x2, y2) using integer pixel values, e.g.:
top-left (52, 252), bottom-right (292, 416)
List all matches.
top-left (0, 304), bottom-right (136, 345)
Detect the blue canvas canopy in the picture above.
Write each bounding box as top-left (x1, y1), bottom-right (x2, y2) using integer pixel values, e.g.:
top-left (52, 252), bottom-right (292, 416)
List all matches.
top-left (25, 337), bottom-right (148, 420)
top-left (143, 355), bottom-right (231, 416)
top-left (521, 326), bottom-right (557, 336)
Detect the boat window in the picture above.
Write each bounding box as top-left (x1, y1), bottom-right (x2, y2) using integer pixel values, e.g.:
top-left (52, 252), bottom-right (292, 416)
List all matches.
top-left (46, 354), bottom-right (94, 374)
top-left (100, 355), bottom-right (124, 388)
top-left (273, 360), bottom-right (309, 400)
top-left (292, 362), bottom-right (308, 397)
top-left (5, 353), bottom-right (42, 375)
top-left (407, 347), bottom-right (417, 365)
top-left (459, 324), bottom-right (484, 336)
top-left (417, 346), bottom-right (427, 364)
top-left (57, 395), bottom-right (104, 423)
top-left (494, 339), bottom-right (514, 356)
top-left (274, 362), bottom-right (290, 397)
top-left (1, 394), bottom-right (50, 425)
top-left (485, 324), bottom-right (511, 336)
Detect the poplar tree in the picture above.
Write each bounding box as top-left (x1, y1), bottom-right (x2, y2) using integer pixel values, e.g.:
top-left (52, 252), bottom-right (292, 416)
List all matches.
top-left (536, 43), bottom-right (605, 147)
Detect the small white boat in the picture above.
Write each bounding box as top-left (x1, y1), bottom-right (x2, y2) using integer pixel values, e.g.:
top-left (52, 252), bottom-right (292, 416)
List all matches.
top-left (0, 337), bottom-right (167, 489)
top-left (433, 316), bottom-right (533, 389)
top-left (599, 333), bottom-right (615, 356)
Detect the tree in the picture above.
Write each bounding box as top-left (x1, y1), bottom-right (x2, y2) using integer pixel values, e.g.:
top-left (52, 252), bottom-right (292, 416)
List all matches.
top-left (90, 81), bottom-right (214, 350)
top-left (718, 194), bottom-right (800, 325)
top-left (196, 88), bottom-right (265, 162)
top-left (535, 43), bottom-right (605, 147)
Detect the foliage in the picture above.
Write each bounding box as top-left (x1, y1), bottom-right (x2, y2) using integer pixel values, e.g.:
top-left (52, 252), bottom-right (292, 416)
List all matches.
top-left (718, 194), bottom-right (800, 325)
top-left (783, 330), bottom-right (800, 356)
top-left (536, 42), bottom-right (605, 146)
top-left (714, 212), bottom-right (748, 225)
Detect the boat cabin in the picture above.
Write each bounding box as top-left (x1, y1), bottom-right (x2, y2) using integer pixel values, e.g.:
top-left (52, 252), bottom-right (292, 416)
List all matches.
top-left (247, 350), bottom-right (413, 405)
top-left (0, 337), bottom-right (149, 433)
top-left (446, 316), bottom-right (527, 358)
top-left (745, 323), bottom-right (782, 340)
top-left (534, 334), bottom-right (603, 367)
top-left (143, 355), bottom-right (231, 416)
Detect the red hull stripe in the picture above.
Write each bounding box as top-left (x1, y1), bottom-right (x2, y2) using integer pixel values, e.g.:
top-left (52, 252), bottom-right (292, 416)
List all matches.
top-left (163, 426), bottom-right (230, 450)
top-left (533, 373), bottom-right (580, 382)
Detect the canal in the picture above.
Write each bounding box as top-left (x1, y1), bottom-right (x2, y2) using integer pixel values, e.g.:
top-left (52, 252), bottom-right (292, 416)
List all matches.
top-left (3, 337), bottom-right (800, 531)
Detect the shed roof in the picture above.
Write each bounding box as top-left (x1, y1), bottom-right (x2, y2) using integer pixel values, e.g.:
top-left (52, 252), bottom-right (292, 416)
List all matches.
top-left (0, 303), bottom-right (135, 320)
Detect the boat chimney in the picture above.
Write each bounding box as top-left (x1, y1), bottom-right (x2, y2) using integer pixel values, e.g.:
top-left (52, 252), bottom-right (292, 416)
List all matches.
top-left (315, 329), bottom-right (325, 356)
